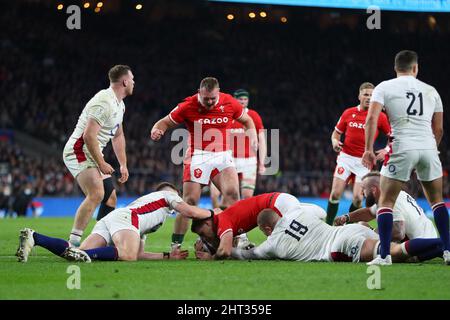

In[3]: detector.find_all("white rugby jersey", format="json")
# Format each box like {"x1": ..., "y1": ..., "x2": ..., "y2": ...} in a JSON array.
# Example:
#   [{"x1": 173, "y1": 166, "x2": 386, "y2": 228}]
[
  {"x1": 369, "y1": 191, "x2": 437, "y2": 239},
  {"x1": 371, "y1": 75, "x2": 443, "y2": 152},
  {"x1": 233, "y1": 203, "x2": 340, "y2": 262},
  {"x1": 126, "y1": 191, "x2": 182, "y2": 236},
  {"x1": 64, "y1": 87, "x2": 125, "y2": 158}
]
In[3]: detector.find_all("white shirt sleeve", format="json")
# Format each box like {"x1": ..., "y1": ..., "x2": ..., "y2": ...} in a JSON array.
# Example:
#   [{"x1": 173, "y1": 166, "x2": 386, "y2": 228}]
[
  {"x1": 370, "y1": 82, "x2": 385, "y2": 105},
  {"x1": 86, "y1": 103, "x2": 111, "y2": 127},
  {"x1": 231, "y1": 240, "x2": 274, "y2": 260},
  {"x1": 164, "y1": 192, "x2": 183, "y2": 211}
]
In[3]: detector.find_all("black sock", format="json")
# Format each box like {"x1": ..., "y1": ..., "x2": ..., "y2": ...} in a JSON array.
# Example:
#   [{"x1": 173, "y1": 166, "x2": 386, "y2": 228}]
[
  {"x1": 349, "y1": 202, "x2": 360, "y2": 213},
  {"x1": 171, "y1": 233, "x2": 185, "y2": 245},
  {"x1": 96, "y1": 203, "x2": 115, "y2": 221},
  {"x1": 326, "y1": 200, "x2": 339, "y2": 225}
]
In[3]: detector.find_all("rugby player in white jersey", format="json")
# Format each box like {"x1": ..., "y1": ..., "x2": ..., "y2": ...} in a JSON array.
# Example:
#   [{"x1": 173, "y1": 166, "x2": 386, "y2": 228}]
[
  {"x1": 63, "y1": 65, "x2": 134, "y2": 247},
  {"x1": 362, "y1": 50, "x2": 450, "y2": 265},
  {"x1": 230, "y1": 193, "x2": 445, "y2": 264},
  {"x1": 334, "y1": 171, "x2": 438, "y2": 241},
  {"x1": 16, "y1": 183, "x2": 193, "y2": 262}
]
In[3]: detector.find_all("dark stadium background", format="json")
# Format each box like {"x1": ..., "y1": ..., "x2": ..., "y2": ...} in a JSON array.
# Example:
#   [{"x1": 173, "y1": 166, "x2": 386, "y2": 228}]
[{"x1": 0, "y1": 0, "x2": 449, "y2": 217}]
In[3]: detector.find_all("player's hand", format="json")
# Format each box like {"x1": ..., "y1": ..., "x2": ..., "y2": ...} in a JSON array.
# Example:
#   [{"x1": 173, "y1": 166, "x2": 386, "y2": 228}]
[
  {"x1": 194, "y1": 238, "x2": 205, "y2": 252},
  {"x1": 169, "y1": 248, "x2": 189, "y2": 260},
  {"x1": 213, "y1": 208, "x2": 223, "y2": 214},
  {"x1": 375, "y1": 148, "x2": 387, "y2": 162},
  {"x1": 195, "y1": 250, "x2": 213, "y2": 260},
  {"x1": 98, "y1": 161, "x2": 115, "y2": 175},
  {"x1": 334, "y1": 216, "x2": 347, "y2": 226},
  {"x1": 258, "y1": 163, "x2": 266, "y2": 175},
  {"x1": 361, "y1": 151, "x2": 376, "y2": 170},
  {"x1": 332, "y1": 139, "x2": 343, "y2": 153},
  {"x1": 150, "y1": 128, "x2": 164, "y2": 141},
  {"x1": 118, "y1": 165, "x2": 129, "y2": 184}
]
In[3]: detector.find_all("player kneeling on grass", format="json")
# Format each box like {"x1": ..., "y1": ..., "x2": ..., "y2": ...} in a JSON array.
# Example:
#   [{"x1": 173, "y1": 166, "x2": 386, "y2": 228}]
[
  {"x1": 16, "y1": 182, "x2": 197, "y2": 263},
  {"x1": 334, "y1": 171, "x2": 438, "y2": 242}
]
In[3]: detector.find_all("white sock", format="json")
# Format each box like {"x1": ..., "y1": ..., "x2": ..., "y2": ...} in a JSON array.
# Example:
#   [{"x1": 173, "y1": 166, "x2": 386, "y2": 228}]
[{"x1": 69, "y1": 229, "x2": 83, "y2": 243}]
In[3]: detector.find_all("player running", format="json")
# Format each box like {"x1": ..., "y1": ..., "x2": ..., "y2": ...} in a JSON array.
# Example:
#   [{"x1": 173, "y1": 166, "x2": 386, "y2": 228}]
[
  {"x1": 333, "y1": 171, "x2": 438, "y2": 242},
  {"x1": 231, "y1": 200, "x2": 445, "y2": 264},
  {"x1": 362, "y1": 50, "x2": 450, "y2": 265},
  {"x1": 63, "y1": 65, "x2": 134, "y2": 247},
  {"x1": 210, "y1": 89, "x2": 266, "y2": 249},
  {"x1": 326, "y1": 82, "x2": 391, "y2": 225},
  {"x1": 16, "y1": 183, "x2": 193, "y2": 262},
  {"x1": 150, "y1": 77, "x2": 257, "y2": 249}
]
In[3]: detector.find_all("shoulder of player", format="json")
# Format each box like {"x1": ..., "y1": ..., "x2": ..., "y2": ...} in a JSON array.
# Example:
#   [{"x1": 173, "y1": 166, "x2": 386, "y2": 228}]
[
  {"x1": 87, "y1": 88, "x2": 115, "y2": 108},
  {"x1": 177, "y1": 94, "x2": 198, "y2": 108},
  {"x1": 340, "y1": 106, "x2": 357, "y2": 117},
  {"x1": 416, "y1": 79, "x2": 438, "y2": 94}
]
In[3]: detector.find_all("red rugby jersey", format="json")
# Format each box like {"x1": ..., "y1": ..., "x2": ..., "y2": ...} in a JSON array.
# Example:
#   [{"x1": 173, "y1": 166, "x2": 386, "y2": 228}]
[
  {"x1": 169, "y1": 93, "x2": 244, "y2": 152},
  {"x1": 214, "y1": 192, "x2": 282, "y2": 239},
  {"x1": 335, "y1": 105, "x2": 390, "y2": 158}
]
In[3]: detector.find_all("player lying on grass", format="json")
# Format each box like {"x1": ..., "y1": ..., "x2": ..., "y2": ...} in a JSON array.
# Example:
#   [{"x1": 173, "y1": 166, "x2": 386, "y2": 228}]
[
  {"x1": 188, "y1": 192, "x2": 446, "y2": 263},
  {"x1": 16, "y1": 182, "x2": 204, "y2": 263},
  {"x1": 231, "y1": 206, "x2": 446, "y2": 263},
  {"x1": 333, "y1": 171, "x2": 438, "y2": 242},
  {"x1": 184, "y1": 192, "x2": 325, "y2": 260}
]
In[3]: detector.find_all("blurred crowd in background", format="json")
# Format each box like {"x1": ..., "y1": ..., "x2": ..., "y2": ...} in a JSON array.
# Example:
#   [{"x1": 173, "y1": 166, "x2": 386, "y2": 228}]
[{"x1": 1, "y1": 1, "x2": 449, "y2": 212}]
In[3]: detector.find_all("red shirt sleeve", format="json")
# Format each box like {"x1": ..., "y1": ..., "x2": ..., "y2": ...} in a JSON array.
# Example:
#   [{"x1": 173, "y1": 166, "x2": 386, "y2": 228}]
[
  {"x1": 216, "y1": 215, "x2": 233, "y2": 239},
  {"x1": 249, "y1": 110, "x2": 264, "y2": 131},
  {"x1": 169, "y1": 99, "x2": 189, "y2": 124},
  {"x1": 335, "y1": 110, "x2": 348, "y2": 134},
  {"x1": 230, "y1": 97, "x2": 245, "y2": 120},
  {"x1": 378, "y1": 112, "x2": 391, "y2": 136}
]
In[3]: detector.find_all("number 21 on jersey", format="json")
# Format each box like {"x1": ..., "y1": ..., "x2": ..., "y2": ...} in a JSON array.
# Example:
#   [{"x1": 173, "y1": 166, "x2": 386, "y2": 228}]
[{"x1": 406, "y1": 91, "x2": 423, "y2": 116}]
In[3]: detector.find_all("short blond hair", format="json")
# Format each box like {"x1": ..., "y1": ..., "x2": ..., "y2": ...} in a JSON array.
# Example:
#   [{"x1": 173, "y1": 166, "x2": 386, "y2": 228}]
[
  {"x1": 359, "y1": 82, "x2": 374, "y2": 92},
  {"x1": 200, "y1": 77, "x2": 219, "y2": 91}
]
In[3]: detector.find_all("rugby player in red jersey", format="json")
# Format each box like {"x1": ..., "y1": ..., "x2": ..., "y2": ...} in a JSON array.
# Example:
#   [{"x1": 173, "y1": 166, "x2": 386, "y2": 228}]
[
  {"x1": 325, "y1": 82, "x2": 391, "y2": 225},
  {"x1": 210, "y1": 88, "x2": 266, "y2": 249},
  {"x1": 150, "y1": 77, "x2": 257, "y2": 248}
]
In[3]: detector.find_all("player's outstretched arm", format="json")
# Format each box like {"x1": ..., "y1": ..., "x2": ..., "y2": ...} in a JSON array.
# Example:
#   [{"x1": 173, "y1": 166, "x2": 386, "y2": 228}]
[
  {"x1": 172, "y1": 201, "x2": 212, "y2": 219},
  {"x1": 137, "y1": 239, "x2": 189, "y2": 260},
  {"x1": 150, "y1": 116, "x2": 178, "y2": 141},
  {"x1": 231, "y1": 241, "x2": 273, "y2": 260},
  {"x1": 334, "y1": 207, "x2": 375, "y2": 226}
]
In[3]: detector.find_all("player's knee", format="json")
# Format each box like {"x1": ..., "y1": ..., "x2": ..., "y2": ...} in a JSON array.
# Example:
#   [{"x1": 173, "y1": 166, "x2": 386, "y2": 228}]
[
  {"x1": 88, "y1": 190, "x2": 104, "y2": 204},
  {"x1": 222, "y1": 188, "x2": 239, "y2": 202}
]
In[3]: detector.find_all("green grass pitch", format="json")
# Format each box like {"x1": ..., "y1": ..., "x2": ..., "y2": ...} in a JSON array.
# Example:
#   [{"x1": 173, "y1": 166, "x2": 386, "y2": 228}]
[{"x1": 0, "y1": 217, "x2": 449, "y2": 300}]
